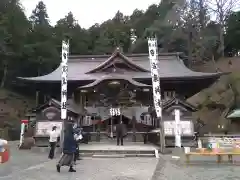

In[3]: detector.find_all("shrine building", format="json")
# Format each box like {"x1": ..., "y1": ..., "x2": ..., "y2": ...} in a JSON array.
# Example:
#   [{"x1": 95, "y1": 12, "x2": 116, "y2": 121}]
[{"x1": 19, "y1": 48, "x2": 225, "y2": 146}]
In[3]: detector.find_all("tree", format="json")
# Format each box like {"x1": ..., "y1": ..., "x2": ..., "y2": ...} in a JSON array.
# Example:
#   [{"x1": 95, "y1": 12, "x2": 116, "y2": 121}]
[
  {"x1": 27, "y1": 1, "x2": 58, "y2": 76},
  {"x1": 206, "y1": 0, "x2": 240, "y2": 57},
  {"x1": 225, "y1": 10, "x2": 240, "y2": 56},
  {"x1": 131, "y1": 2, "x2": 177, "y2": 53},
  {"x1": 169, "y1": 0, "x2": 222, "y2": 67},
  {"x1": 30, "y1": 1, "x2": 49, "y2": 26},
  {"x1": 54, "y1": 12, "x2": 90, "y2": 55},
  {"x1": 90, "y1": 11, "x2": 131, "y2": 54},
  {"x1": 0, "y1": 0, "x2": 30, "y2": 87}
]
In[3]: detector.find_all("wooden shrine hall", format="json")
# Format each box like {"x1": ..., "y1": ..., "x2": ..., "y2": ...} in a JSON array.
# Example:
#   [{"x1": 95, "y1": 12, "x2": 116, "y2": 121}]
[{"x1": 19, "y1": 48, "x2": 224, "y2": 146}]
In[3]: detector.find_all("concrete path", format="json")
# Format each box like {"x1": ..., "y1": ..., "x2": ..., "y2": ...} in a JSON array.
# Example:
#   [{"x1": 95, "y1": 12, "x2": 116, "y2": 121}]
[
  {"x1": 152, "y1": 148, "x2": 240, "y2": 180},
  {"x1": 2, "y1": 142, "x2": 240, "y2": 180},
  {"x1": 0, "y1": 142, "x2": 158, "y2": 180},
  {"x1": 1, "y1": 157, "x2": 158, "y2": 180}
]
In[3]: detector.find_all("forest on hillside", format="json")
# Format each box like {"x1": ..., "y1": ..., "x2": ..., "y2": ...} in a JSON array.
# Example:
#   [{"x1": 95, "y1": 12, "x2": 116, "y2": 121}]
[{"x1": 0, "y1": 0, "x2": 240, "y2": 89}]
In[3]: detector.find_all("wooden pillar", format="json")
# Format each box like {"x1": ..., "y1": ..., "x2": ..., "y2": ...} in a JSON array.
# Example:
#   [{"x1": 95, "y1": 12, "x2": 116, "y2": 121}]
[
  {"x1": 35, "y1": 91, "x2": 39, "y2": 106},
  {"x1": 132, "y1": 116, "x2": 136, "y2": 142},
  {"x1": 44, "y1": 95, "x2": 47, "y2": 102},
  {"x1": 79, "y1": 92, "x2": 84, "y2": 126}
]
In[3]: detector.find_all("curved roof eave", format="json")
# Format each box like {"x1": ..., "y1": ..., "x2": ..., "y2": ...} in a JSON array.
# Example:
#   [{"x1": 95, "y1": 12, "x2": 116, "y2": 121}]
[
  {"x1": 78, "y1": 76, "x2": 150, "y2": 89},
  {"x1": 17, "y1": 66, "x2": 62, "y2": 82},
  {"x1": 17, "y1": 71, "x2": 227, "y2": 82}
]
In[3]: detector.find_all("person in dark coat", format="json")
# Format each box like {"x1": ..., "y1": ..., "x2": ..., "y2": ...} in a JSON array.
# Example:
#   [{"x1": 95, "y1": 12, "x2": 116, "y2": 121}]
[
  {"x1": 56, "y1": 122, "x2": 76, "y2": 173},
  {"x1": 73, "y1": 126, "x2": 82, "y2": 162},
  {"x1": 116, "y1": 120, "x2": 125, "y2": 146}
]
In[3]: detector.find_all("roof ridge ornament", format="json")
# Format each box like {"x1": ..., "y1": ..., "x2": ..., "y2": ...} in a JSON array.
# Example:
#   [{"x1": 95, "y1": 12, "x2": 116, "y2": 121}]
[{"x1": 115, "y1": 47, "x2": 123, "y2": 53}]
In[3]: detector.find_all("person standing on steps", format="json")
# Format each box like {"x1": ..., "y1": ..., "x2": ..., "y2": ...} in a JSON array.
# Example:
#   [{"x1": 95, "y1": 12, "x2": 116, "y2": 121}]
[
  {"x1": 56, "y1": 122, "x2": 76, "y2": 173},
  {"x1": 48, "y1": 126, "x2": 59, "y2": 159},
  {"x1": 116, "y1": 120, "x2": 125, "y2": 146}
]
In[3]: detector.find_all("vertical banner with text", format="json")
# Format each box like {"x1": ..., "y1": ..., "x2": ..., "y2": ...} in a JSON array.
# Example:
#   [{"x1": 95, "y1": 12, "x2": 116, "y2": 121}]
[
  {"x1": 61, "y1": 40, "x2": 69, "y2": 120},
  {"x1": 147, "y1": 38, "x2": 162, "y2": 118},
  {"x1": 148, "y1": 38, "x2": 165, "y2": 151},
  {"x1": 60, "y1": 40, "x2": 69, "y2": 152}
]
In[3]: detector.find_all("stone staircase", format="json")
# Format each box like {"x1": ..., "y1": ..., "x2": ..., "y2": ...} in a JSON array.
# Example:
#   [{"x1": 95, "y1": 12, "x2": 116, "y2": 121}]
[
  {"x1": 78, "y1": 142, "x2": 157, "y2": 158},
  {"x1": 31, "y1": 142, "x2": 158, "y2": 158}
]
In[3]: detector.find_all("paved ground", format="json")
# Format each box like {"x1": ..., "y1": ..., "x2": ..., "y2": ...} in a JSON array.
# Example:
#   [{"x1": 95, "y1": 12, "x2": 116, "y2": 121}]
[
  {"x1": 152, "y1": 149, "x2": 240, "y2": 180},
  {"x1": 2, "y1": 143, "x2": 240, "y2": 180},
  {"x1": 0, "y1": 142, "x2": 158, "y2": 180}
]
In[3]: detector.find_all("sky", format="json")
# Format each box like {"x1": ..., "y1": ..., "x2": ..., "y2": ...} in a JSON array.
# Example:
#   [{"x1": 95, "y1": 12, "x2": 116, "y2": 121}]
[{"x1": 20, "y1": 0, "x2": 161, "y2": 29}]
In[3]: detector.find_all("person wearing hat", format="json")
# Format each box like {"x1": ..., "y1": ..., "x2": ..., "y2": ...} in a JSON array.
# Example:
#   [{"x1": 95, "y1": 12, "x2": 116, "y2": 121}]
[{"x1": 48, "y1": 126, "x2": 59, "y2": 159}]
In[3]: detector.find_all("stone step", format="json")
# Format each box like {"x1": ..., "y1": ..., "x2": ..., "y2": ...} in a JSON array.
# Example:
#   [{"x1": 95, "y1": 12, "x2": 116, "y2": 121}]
[
  {"x1": 79, "y1": 153, "x2": 155, "y2": 158},
  {"x1": 79, "y1": 149, "x2": 155, "y2": 154}
]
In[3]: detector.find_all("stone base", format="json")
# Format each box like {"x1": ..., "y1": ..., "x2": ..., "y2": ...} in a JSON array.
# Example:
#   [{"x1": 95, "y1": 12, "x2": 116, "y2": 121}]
[{"x1": 19, "y1": 137, "x2": 35, "y2": 150}]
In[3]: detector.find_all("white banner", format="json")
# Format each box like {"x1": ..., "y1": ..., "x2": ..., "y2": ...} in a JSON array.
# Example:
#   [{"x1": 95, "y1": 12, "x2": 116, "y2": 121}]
[
  {"x1": 110, "y1": 108, "x2": 121, "y2": 116},
  {"x1": 147, "y1": 38, "x2": 162, "y2": 118},
  {"x1": 174, "y1": 109, "x2": 181, "y2": 147},
  {"x1": 19, "y1": 123, "x2": 25, "y2": 146},
  {"x1": 61, "y1": 40, "x2": 69, "y2": 120}
]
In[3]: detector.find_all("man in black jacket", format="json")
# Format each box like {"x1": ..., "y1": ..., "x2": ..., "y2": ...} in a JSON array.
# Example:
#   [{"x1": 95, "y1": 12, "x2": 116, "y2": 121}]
[
  {"x1": 116, "y1": 120, "x2": 125, "y2": 146},
  {"x1": 73, "y1": 126, "x2": 82, "y2": 163}
]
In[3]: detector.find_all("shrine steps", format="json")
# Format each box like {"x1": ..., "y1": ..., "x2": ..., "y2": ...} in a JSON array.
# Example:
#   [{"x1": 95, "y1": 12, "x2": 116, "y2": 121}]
[
  {"x1": 31, "y1": 142, "x2": 160, "y2": 158},
  {"x1": 78, "y1": 142, "x2": 157, "y2": 158}
]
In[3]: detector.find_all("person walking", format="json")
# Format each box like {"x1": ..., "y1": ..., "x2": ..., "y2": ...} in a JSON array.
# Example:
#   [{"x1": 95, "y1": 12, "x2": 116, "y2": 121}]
[
  {"x1": 116, "y1": 120, "x2": 125, "y2": 146},
  {"x1": 56, "y1": 122, "x2": 76, "y2": 173},
  {"x1": 48, "y1": 126, "x2": 59, "y2": 159}
]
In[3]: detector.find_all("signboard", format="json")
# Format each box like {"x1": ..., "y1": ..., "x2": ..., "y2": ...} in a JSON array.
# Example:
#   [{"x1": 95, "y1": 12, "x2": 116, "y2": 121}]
[
  {"x1": 208, "y1": 137, "x2": 240, "y2": 149},
  {"x1": 35, "y1": 121, "x2": 62, "y2": 136},
  {"x1": 164, "y1": 120, "x2": 193, "y2": 136}
]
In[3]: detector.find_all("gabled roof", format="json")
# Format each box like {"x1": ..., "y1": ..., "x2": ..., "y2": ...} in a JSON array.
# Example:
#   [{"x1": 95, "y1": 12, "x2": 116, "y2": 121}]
[
  {"x1": 163, "y1": 97, "x2": 197, "y2": 112},
  {"x1": 149, "y1": 97, "x2": 197, "y2": 114},
  {"x1": 17, "y1": 51, "x2": 226, "y2": 82},
  {"x1": 33, "y1": 98, "x2": 82, "y2": 115},
  {"x1": 86, "y1": 48, "x2": 149, "y2": 73}
]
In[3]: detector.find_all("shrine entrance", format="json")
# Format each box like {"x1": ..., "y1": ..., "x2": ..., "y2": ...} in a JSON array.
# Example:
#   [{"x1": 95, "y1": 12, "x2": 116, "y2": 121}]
[
  {"x1": 77, "y1": 77, "x2": 154, "y2": 143},
  {"x1": 103, "y1": 115, "x2": 131, "y2": 138}
]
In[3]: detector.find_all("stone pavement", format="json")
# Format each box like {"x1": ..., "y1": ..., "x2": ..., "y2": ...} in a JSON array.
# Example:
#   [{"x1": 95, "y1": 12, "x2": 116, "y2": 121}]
[
  {"x1": 1, "y1": 157, "x2": 158, "y2": 180},
  {"x1": 2, "y1": 142, "x2": 240, "y2": 180},
  {"x1": 152, "y1": 149, "x2": 240, "y2": 180},
  {"x1": 0, "y1": 142, "x2": 158, "y2": 180},
  {"x1": 0, "y1": 141, "x2": 52, "y2": 177}
]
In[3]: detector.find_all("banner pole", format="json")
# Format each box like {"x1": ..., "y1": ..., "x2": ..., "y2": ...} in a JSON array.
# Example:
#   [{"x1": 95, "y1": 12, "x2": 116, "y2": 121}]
[
  {"x1": 60, "y1": 39, "x2": 69, "y2": 152},
  {"x1": 147, "y1": 37, "x2": 165, "y2": 153}
]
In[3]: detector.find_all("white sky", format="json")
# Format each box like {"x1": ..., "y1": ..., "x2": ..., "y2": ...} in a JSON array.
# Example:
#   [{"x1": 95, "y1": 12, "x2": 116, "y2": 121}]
[{"x1": 20, "y1": 0, "x2": 161, "y2": 29}]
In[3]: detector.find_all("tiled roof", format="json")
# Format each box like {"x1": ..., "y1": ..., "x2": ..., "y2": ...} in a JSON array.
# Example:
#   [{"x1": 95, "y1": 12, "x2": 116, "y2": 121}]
[
  {"x1": 18, "y1": 52, "x2": 225, "y2": 82},
  {"x1": 33, "y1": 98, "x2": 83, "y2": 114}
]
